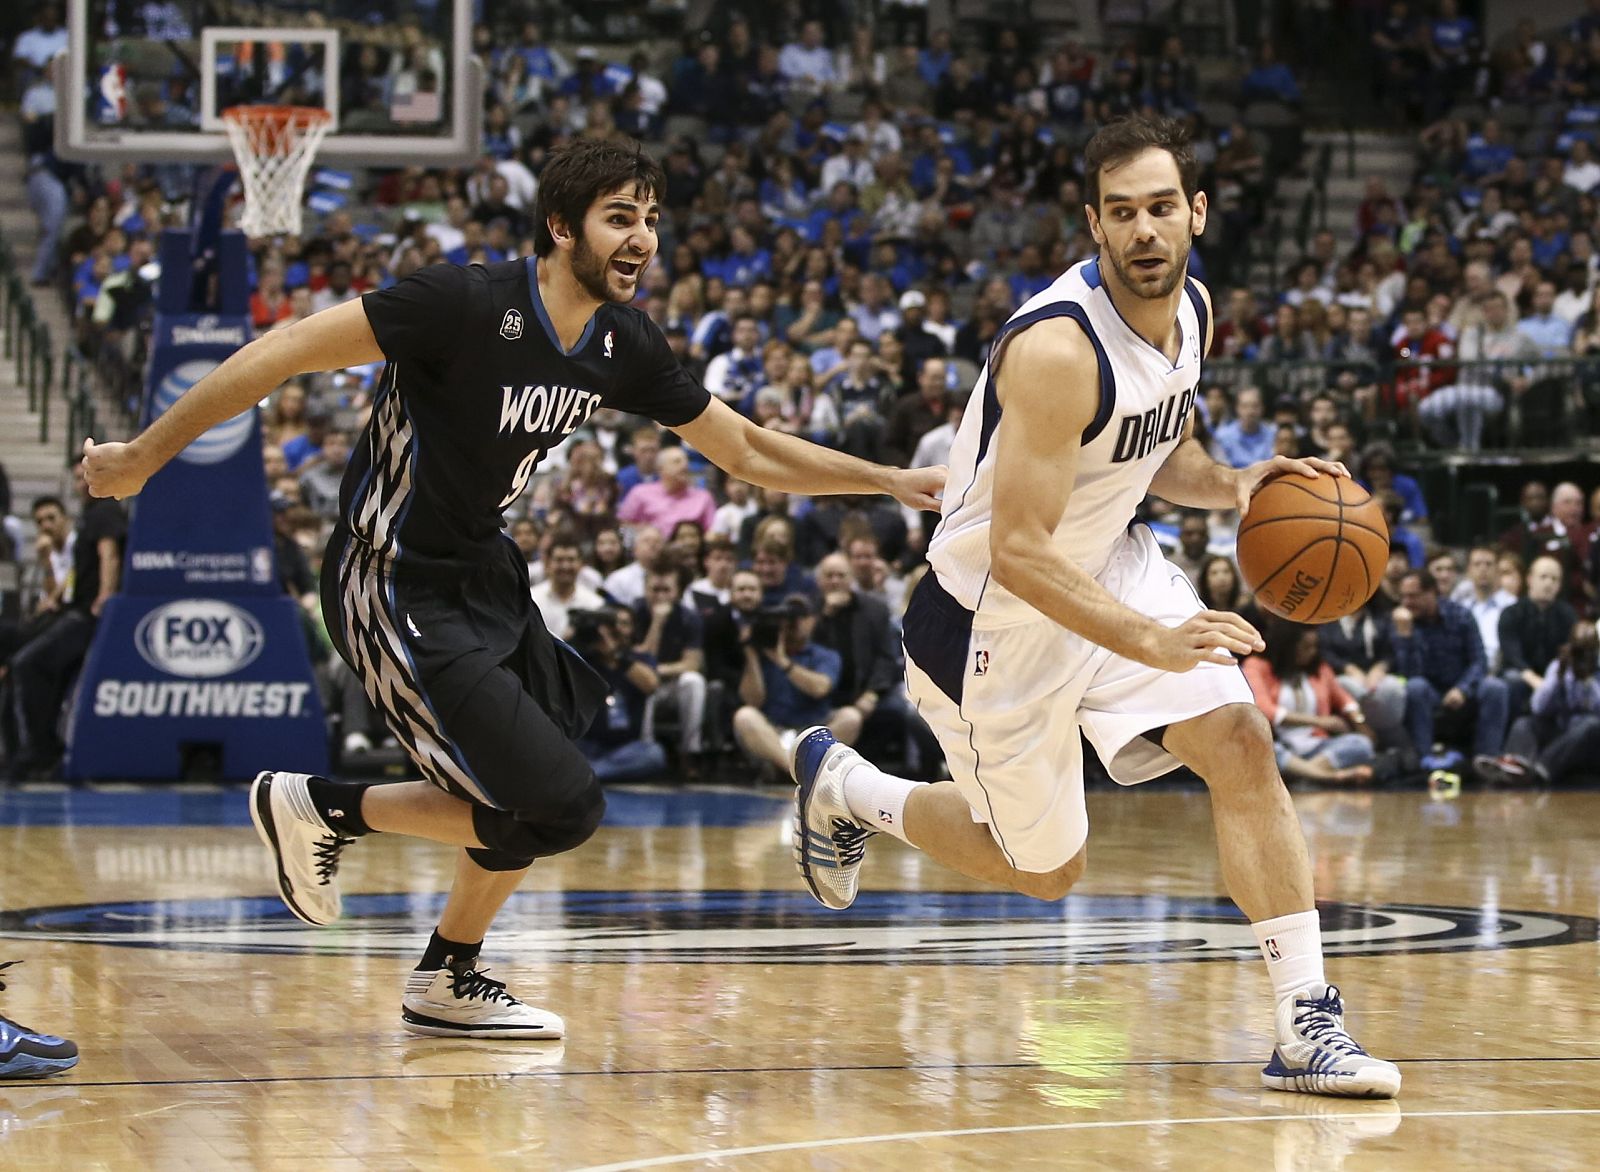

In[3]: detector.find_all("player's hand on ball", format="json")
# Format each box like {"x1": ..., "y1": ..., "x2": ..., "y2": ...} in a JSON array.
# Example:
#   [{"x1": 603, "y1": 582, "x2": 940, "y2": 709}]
[
  {"x1": 1235, "y1": 455, "x2": 1351, "y2": 518},
  {"x1": 82, "y1": 437, "x2": 151, "y2": 501},
  {"x1": 891, "y1": 465, "x2": 946, "y2": 512},
  {"x1": 1147, "y1": 610, "x2": 1264, "y2": 672}
]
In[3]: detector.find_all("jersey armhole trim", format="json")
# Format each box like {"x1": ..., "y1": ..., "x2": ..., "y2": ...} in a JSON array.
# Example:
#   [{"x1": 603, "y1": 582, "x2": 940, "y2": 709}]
[
  {"x1": 982, "y1": 303, "x2": 1116, "y2": 457},
  {"x1": 1184, "y1": 278, "x2": 1210, "y2": 357}
]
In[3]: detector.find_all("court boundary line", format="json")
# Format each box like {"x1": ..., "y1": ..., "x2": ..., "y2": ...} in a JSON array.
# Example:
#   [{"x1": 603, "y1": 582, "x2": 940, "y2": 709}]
[
  {"x1": 568, "y1": 1107, "x2": 1600, "y2": 1171},
  {"x1": 13, "y1": 1054, "x2": 1600, "y2": 1093}
]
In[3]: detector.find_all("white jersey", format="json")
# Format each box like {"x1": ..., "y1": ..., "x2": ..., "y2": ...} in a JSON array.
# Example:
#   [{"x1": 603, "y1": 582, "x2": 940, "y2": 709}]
[{"x1": 928, "y1": 257, "x2": 1207, "y2": 625}]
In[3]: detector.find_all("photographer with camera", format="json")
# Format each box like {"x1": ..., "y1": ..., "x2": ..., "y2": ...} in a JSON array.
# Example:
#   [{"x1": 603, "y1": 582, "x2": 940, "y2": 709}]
[
  {"x1": 732, "y1": 593, "x2": 842, "y2": 775},
  {"x1": 571, "y1": 606, "x2": 668, "y2": 784}
]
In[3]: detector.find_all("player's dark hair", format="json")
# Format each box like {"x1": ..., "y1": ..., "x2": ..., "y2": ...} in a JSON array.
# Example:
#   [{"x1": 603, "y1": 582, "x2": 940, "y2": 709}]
[
  {"x1": 533, "y1": 138, "x2": 667, "y2": 257},
  {"x1": 1082, "y1": 114, "x2": 1199, "y2": 212}
]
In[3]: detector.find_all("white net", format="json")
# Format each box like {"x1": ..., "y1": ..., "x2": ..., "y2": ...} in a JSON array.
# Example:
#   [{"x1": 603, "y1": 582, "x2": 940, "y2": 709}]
[{"x1": 220, "y1": 106, "x2": 333, "y2": 237}]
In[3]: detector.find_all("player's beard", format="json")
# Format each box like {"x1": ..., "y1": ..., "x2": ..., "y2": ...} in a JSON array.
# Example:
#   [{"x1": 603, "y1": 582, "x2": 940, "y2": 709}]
[
  {"x1": 1105, "y1": 230, "x2": 1192, "y2": 300},
  {"x1": 571, "y1": 233, "x2": 642, "y2": 304}
]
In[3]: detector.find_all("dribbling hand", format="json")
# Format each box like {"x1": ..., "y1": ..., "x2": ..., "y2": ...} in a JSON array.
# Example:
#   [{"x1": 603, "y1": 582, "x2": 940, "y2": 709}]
[
  {"x1": 81, "y1": 437, "x2": 151, "y2": 501},
  {"x1": 1235, "y1": 455, "x2": 1350, "y2": 518},
  {"x1": 1143, "y1": 609, "x2": 1264, "y2": 672}
]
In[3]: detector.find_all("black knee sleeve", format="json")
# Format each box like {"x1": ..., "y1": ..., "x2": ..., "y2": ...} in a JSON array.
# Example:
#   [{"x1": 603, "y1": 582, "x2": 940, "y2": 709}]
[
  {"x1": 464, "y1": 845, "x2": 537, "y2": 872},
  {"x1": 469, "y1": 781, "x2": 607, "y2": 865}
]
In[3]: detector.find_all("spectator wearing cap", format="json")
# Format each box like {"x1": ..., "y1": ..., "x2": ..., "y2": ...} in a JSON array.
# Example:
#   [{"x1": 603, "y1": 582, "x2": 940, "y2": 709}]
[
  {"x1": 778, "y1": 20, "x2": 839, "y2": 94},
  {"x1": 895, "y1": 289, "x2": 947, "y2": 384}
]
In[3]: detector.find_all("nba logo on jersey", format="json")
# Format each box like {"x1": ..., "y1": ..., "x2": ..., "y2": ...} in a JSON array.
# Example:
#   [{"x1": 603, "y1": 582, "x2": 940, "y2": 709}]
[
  {"x1": 974, "y1": 650, "x2": 990, "y2": 676},
  {"x1": 499, "y1": 309, "x2": 523, "y2": 341},
  {"x1": 97, "y1": 64, "x2": 128, "y2": 124},
  {"x1": 603, "y1": 330, "x2": 614, "y2": 358}
]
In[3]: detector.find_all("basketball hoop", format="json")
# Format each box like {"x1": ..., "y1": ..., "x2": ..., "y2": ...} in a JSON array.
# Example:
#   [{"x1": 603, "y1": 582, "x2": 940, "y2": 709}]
[{"x1": 220, "y1": 105, "x2": 332, "y2": 237}]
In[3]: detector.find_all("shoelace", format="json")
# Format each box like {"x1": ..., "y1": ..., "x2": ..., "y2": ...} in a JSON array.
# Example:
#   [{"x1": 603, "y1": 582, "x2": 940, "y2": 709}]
[
  {"x1": 313, "y1": 833, "x2": 354, "y2": 885},
  {"x1": 1293, "y1": 985, "x2": 1365, "y2": 1056},
  {"x1": 449, "y1": 966, "x2": 520, "y2": 1006},
  {"x1": 830, "y1": 818, "x2": 874, "y2": 865},
  {"x1": 0, "y1": 960, "x2": 17, "y2": 993}
]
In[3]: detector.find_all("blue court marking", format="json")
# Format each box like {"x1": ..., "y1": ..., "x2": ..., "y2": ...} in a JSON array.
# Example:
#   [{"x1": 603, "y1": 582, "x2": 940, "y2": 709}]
[{"x1": 0, "y1": 785, "x2": 788, "y2": 829}]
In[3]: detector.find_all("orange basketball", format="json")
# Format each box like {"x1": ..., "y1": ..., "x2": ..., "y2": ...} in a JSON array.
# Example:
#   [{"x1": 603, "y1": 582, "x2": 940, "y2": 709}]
[{"x1": 1235, "y1": 472, "x2": 1389, "y2": 624}]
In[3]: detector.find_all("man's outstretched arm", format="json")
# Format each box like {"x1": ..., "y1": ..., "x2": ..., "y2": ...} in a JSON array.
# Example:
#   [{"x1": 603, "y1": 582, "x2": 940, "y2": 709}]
[
  {"x1": 672, "y1": 395, "x2": 946, "y2": 514},
  {"x1": 82, "y1": 299, "x2": 384, "y2": 500}
]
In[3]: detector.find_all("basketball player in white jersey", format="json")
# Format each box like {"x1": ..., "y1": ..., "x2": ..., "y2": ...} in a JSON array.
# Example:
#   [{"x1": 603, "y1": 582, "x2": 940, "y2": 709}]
[{"x1": 792, "y1": 115, "x2": 1400, "y2": 1098}]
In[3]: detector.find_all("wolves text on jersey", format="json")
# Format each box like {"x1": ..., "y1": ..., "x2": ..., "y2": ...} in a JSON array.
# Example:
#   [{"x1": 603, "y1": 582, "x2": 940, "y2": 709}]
[
  {"x1": 497, "y1": 384, "x2": 603, "y2": 507},
  {"x1": 1109, "y1": 385, "x2": 1197, "y2": 464}
]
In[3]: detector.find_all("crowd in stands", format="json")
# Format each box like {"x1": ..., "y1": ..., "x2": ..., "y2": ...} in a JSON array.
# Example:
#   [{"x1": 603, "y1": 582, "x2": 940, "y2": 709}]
[{"x1": 3, "y1": 3, "x2": 1600, "y2": 785}]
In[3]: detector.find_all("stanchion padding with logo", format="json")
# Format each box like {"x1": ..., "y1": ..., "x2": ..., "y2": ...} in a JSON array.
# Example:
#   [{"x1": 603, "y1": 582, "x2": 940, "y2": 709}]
[{"x1": 66, "y1": 226, "x2": 328, "y2": 779}]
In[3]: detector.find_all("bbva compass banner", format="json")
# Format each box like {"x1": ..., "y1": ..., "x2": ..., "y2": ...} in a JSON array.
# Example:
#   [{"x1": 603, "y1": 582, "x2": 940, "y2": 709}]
[{"x1": 66, "y1": 307, "x2": 327, "y2": 780}]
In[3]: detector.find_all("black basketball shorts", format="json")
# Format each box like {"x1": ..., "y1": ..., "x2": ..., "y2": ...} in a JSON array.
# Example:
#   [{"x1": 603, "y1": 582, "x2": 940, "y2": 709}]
[{"x1": 321, "y1": 528, "x2": 608, "y2": 811}]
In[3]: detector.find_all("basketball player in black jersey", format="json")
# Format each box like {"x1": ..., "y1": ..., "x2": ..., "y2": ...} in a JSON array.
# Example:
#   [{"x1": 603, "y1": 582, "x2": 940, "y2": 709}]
[{"x1": 83, "y1": 139, "x2": 945, "y2": 1038}]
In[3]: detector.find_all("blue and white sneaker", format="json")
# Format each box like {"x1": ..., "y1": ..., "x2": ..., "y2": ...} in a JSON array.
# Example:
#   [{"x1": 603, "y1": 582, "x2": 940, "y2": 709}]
[
  {"x1": 0, "y1": 963, "x2": 78, "y2": 1080},
  {"x1": 791, "y1": 726, "x2": 875, "y2": 911},
  {"x1": 1262, "y1": 983, "x2": 1401, "y2": 1098}
]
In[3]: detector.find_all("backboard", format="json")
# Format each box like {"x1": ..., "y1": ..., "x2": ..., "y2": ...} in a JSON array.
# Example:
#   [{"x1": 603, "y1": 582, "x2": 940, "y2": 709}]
[{"x1": 56, "y1": 0, "x2": 482, "y2": 166}]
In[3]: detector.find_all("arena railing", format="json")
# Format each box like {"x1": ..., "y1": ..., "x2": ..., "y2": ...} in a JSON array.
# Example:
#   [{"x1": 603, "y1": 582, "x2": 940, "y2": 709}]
[
  {"x1": 0, "y1": 225, "x2": 56, "y2": 444},
  {"x1": 1203, "y1": 355, "x2": 1600, "y2": 453}
]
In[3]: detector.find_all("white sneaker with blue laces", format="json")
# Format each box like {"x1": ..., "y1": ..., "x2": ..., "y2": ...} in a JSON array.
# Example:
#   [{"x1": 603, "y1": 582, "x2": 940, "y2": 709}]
[
  {"x1": 791, "y1": 725, "x2": 875, "y2": 910},
  {"x1": 1261, "y1": 983, "x2": 1401, "y2": 1098}
]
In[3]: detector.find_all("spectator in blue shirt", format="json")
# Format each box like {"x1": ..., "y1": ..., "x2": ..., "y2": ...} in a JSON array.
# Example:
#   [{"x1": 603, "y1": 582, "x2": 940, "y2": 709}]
[
  {"x1": 732, "y1": 593, "x2": 842, "y2": 773},
  {"x1": 1359, "y1": 442, "x2": 1428, "y2": 525},
  {"x1": 918, "y1": 28, "x2": 954, "y2": 87},
  {"x1": 1213, "y1": 386, "x2": 1277, "y2": 468},
  {"x1": 1517, "y1": 279, "x2": 1576, "y2": 355},
  {"x1": 1239, "y1": 41, "x2": 1302, "y2": 105},
  {"x1": 1464, "y1": 120, "x2": 1515, "y2": 181},
  {"x1": 1430, "y1": 0, "x2": 1476, "y2": 62},
  {"x1": 1390, "y1": 571, "x2": 1510, "y2": 762}
]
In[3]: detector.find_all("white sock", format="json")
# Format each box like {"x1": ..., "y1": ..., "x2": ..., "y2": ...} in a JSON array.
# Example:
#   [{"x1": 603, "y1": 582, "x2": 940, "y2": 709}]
[
  {"x1": 1251, "y1": 909, "x2": 1326, "y2": 1004},
  {"x1": 840, "y1": 760, "x2": 917, "y2": 842}
]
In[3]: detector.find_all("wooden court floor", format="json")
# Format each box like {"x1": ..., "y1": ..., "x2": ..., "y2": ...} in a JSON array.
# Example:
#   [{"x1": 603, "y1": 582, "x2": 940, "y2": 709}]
[{"x1": 0, "y1": 783, "x2": 1597, "y2": 1170}]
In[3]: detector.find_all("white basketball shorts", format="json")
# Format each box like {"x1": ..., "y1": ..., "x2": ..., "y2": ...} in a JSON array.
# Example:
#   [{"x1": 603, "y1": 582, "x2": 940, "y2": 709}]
[{"x1": 903, "y1": 525, "x2": 1253, "y2": 873}]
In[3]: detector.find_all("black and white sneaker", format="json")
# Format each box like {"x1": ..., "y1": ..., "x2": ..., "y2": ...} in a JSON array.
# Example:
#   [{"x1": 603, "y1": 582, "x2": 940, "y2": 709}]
[
  {"x1": 402, "y1": 963, "x2": 565, "y2": 1039},
  {"x1": 249, "y1": 771, "x2": 352, "y2": 927}
]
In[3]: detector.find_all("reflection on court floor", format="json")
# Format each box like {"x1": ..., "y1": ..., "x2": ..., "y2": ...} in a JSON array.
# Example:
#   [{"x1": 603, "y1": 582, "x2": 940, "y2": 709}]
[{"x1": 1, "y1": 784, "x2": 1598, "y2": 1168}]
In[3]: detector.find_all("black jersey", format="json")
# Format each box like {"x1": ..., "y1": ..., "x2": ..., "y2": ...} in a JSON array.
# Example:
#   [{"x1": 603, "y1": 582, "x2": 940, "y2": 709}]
[{"x1": 345, "y1": 258, "x2": 711, "y2": 568}]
